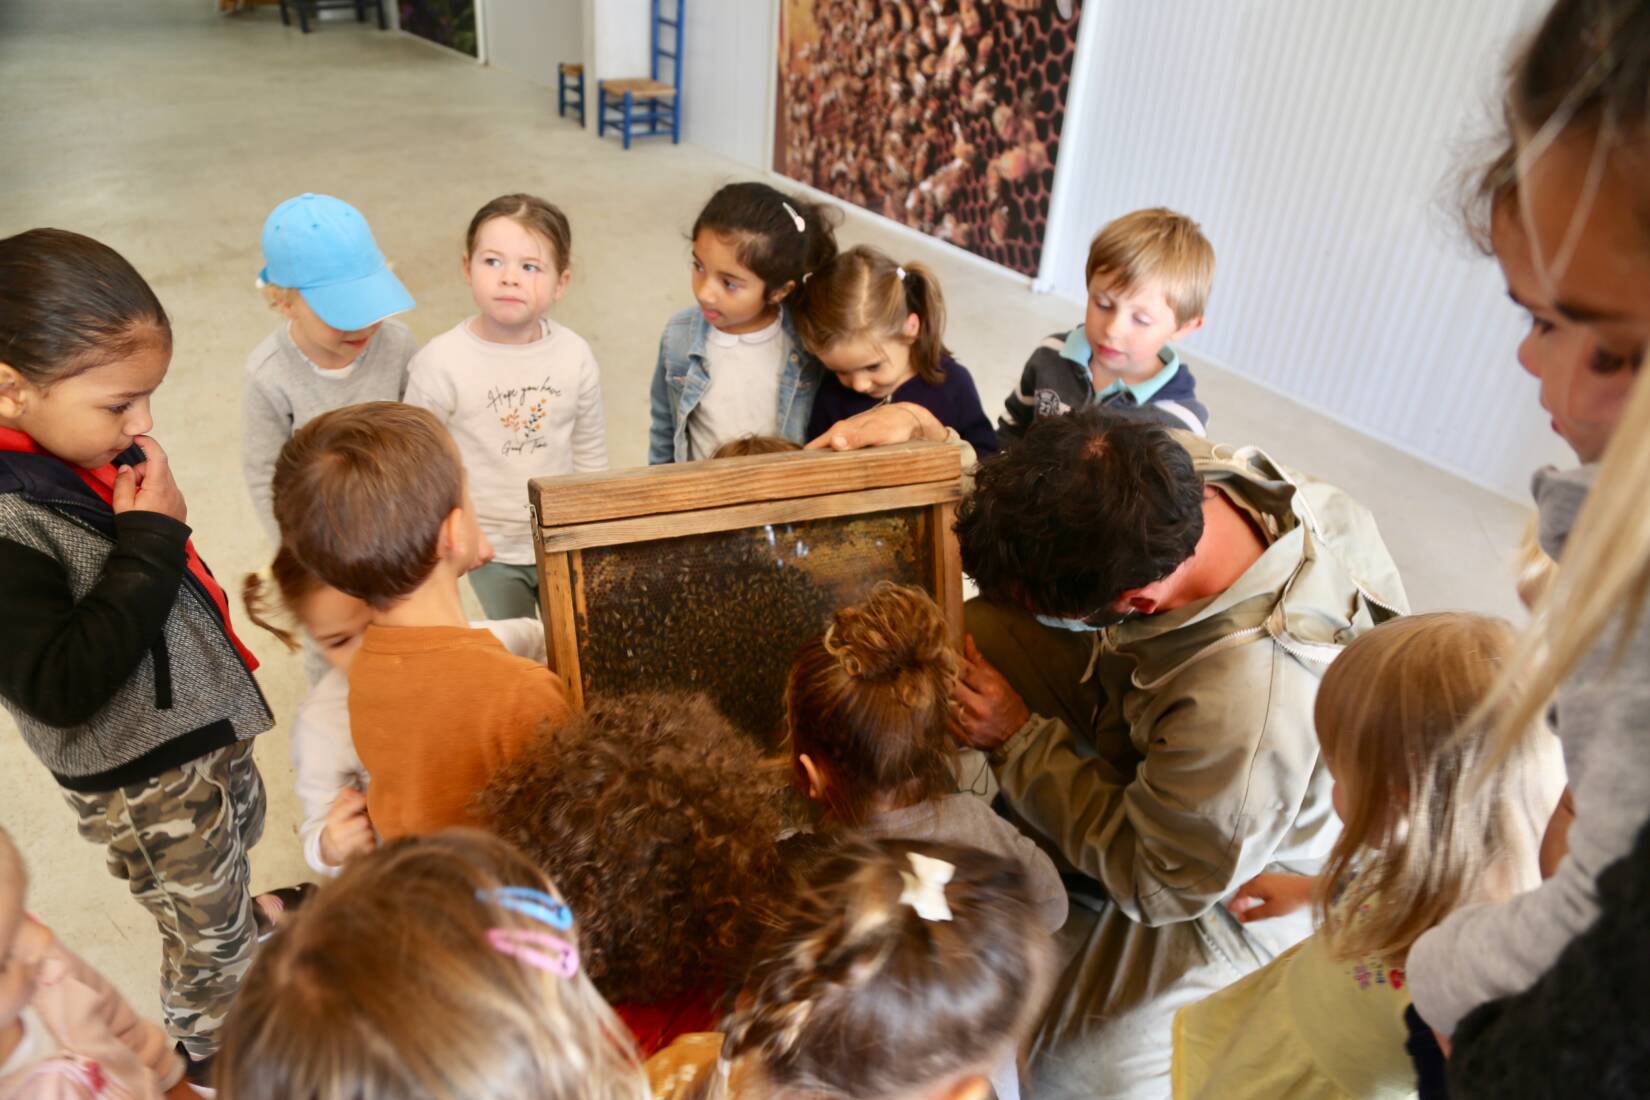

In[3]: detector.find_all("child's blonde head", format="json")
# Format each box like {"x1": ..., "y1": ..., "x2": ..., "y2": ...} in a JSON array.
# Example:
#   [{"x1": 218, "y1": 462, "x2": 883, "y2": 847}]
[
  {"x1": 259, "y1": 283, "x2": 300, "y2": 313},
  {"x1": 794, "y1": 246, "x2": 951, "y2": 385},
  {"x1": 1084, "y1": 208, "x2": 1214, "y2": 326},
  {"x1": 709, "y1": 838, "x2": 1052, "y2": 1100},
  {"x1": 1313, "y1": 613, "x2": 1541, "y2": 963},
  {"x1": 785, "y1": 583, "x2": 957, "y2": 826},
  {"x1": 216, "y1": 829, "x2": 647, "y2": 1100},
  {"x1": 465, "y1": 193, "x2": 573, "y2": 272}
]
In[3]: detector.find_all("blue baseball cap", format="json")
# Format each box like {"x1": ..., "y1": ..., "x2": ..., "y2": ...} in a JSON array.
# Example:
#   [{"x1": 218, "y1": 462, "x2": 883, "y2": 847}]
[{"x1": 259, "y1": 193, "x2": 414, "y2": 331}]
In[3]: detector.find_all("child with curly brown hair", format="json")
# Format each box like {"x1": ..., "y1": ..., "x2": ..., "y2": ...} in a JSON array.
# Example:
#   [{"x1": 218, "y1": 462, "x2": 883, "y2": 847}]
[
  {"x1": 786, "y1": 583, "x2": 1067, "y2": 933},
  {"x1": 478, "y1": 692, "x2": 792, "y2": 1057},
  {"x1": 645, "y1": 838, "x2": 1054, "y2": 1100}
]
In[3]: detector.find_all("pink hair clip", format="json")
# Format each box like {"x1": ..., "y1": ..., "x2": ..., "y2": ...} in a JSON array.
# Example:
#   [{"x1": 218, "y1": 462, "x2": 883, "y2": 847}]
[{"x1": 487, "y1": 928, "x2": 580, "y2": 978}]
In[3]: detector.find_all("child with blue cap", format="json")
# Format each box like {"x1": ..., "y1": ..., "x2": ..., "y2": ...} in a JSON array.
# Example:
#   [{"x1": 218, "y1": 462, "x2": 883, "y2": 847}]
[{"x1": 240, "y1": 193, "x2": 419, "y2": 543}]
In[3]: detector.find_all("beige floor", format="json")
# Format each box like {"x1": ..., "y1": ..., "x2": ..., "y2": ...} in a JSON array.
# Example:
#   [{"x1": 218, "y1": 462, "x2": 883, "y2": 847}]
[{"x1": 0, "y1": 0, "x2": 1536, "y2": 1015}]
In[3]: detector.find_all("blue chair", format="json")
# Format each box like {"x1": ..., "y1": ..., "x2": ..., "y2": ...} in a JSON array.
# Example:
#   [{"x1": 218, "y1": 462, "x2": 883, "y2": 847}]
[
  {"x1": 558, "y1": 63, "x2": 586, "y2": 127},
  {"x1": 597, "y1": 0, "x2": 685, "y2": 149}
]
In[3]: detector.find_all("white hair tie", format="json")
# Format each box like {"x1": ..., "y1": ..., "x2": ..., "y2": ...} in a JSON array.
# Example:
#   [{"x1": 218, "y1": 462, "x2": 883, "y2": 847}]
[
  {"x1": 896, "y1": 266, "x2": 908, "y2": 282},
  {"x1": 781, "y1": 201, "x2": 806, "y2": 233},
  {"x1": 898, "y1": 852, "x2": 954, "y2": 922}
]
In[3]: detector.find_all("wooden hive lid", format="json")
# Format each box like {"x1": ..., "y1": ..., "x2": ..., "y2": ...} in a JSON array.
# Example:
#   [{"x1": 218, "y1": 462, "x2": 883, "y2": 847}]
[{"x1": 531, "y1": 441, "x2": 962, "y2": 530}]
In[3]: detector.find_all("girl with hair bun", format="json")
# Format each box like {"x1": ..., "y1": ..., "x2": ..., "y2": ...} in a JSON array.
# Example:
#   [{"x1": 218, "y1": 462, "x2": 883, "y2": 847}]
[
  {"x1": 785, "y1": 583, "x2": 1066, "y2": 933},
  {"x1": 646, "y1": 838, "x2": 1054, "y2": 1100}
]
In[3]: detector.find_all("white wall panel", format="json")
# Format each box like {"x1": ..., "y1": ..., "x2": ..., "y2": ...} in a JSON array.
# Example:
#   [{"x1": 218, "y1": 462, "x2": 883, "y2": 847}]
[
  {"x1": 1045, "y1": 0, "x2": 1571, "y2": 497},
  {"x1": 483, "y1": 0, "x2": 582, "y2": 89},
  {"x1": 681, "y1": 0, "x2": 776, "y2": 168}
]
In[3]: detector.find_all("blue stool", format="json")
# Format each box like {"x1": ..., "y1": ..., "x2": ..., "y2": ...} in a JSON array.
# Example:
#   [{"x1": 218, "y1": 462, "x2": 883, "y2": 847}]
[
  {"x1": 597, "y1": 0, "x2": 685, "y2": 149},
  {"x1": 558, "y1": 63, "x2": 586, "y2": 127}
]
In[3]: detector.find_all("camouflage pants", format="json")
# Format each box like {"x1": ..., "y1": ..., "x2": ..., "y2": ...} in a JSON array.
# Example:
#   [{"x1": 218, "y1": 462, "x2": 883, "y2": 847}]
[{"x1": 62, "y1": 741, "x2": 265, "y2": 1060}]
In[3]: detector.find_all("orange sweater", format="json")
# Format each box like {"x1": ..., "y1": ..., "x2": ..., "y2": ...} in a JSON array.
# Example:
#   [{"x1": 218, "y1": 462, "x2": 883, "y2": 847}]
[{"x1": 348, "y1": 624, "x2": 569, "y2": 839}]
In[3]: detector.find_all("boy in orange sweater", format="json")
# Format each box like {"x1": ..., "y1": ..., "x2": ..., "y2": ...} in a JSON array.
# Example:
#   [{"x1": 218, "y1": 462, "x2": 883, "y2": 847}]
[{"x1": 270, "y1": 402, "x2": 568, "y2": 839}]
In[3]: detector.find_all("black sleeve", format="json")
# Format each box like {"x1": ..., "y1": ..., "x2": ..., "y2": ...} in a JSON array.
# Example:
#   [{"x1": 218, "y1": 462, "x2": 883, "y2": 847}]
[
  {"x1": 1403, "y1": 1006, "x2": 1450, "y2": 1100},
  {"x1": 1447, "y1": 817, "x2": 1650, "y2": 1100},
  {"x1": 995, "y1": 353, "x2": 1040, "y2": 443},
  {"x1": 947, "y1": 366, "x2": 999, "y2": 456},
  {"x1": 0, "y1": 511, "x2": 191, "y2": 727}
]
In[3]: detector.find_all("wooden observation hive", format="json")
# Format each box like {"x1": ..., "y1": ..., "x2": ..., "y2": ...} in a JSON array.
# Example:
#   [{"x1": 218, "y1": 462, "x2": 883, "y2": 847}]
[{"x1": 529, "y1": 443, "x2": 964, "y2": 744}]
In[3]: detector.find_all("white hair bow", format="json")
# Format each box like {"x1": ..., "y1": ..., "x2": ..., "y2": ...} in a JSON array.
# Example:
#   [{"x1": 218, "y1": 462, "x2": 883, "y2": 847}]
[{"x1": 898, "y1": 852, "x2": 955, "y2": 922}]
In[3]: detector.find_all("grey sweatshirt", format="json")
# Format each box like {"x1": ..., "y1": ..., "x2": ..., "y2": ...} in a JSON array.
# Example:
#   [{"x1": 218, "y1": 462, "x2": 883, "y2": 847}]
[
  {"x1": 240, "y1": 321, "x2": 418, "y2": 541},
  {"x1": 1409, "y1": 464, "x2": 1650, "y2": 1035},
  {"x1": 864, "y1": 792, "x2": 1069, "y2": 933}
]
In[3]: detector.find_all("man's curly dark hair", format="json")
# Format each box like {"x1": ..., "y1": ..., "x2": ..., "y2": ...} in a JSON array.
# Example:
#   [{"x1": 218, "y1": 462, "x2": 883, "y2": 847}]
[
  {"x1": 956, "y1": 406, "x2": 1206, "y2": 617},
  {"x1": 477, "y1": 692, "x2": 790, "y2": 1006}
]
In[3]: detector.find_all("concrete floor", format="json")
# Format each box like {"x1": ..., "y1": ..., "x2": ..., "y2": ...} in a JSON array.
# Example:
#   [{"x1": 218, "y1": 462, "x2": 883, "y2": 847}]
[{"x1": 0, "y1": 0, "x2": 1536, "y2": 1015}]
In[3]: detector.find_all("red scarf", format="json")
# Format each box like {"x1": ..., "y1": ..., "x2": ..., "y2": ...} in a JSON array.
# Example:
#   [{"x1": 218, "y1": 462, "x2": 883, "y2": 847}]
[{"x1": 0, "y1": 428, "x2": 258, "y2": 671}]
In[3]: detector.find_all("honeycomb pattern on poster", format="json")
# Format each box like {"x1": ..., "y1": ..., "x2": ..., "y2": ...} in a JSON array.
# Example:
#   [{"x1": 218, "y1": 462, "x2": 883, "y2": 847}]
[
  {"x1": 573, "y1": 510, "x2": 934, "y2": 744},
  {"x1": 777, "y1": 0, "x2": 1083, "y2": 276}
]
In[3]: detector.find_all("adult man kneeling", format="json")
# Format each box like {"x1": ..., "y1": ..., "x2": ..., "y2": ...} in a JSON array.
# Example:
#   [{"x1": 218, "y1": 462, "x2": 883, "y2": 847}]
[{"x1": 952, "y1": 407, "x2": 1407, "y2": 1099}]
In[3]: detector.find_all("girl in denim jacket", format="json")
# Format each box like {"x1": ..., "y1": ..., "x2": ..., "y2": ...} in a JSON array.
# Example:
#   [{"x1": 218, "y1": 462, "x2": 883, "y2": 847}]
[{"x1": 648, "y1": 183, "x2": 839, "y2": 463}]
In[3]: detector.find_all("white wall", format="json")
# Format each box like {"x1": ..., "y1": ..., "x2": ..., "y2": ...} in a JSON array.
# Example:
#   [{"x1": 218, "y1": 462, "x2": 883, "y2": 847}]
[
  {"x1": 589, "y1": 0, "x2": 652, "y2": 84},
  {"x1": 681, "y1": 0, "x2": 775, "y2": 167},
  {"x1": 1043, "y1": 0, "x2": 1570, "y2": 497},
  {"x1": 482, "y1": 0, "x2": 583, "y2": 89}
]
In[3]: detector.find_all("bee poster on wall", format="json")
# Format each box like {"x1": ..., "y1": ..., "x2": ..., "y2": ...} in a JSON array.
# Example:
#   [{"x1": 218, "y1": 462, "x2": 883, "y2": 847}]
[{"x1": 775, "y1": 0, "x2": 1084, "y2": 277}]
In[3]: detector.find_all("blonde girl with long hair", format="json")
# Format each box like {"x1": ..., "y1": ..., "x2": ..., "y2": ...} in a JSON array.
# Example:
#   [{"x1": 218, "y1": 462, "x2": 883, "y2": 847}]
[
  {"x1": 214, "y1": 829, "x2": 649, "y2": 1100},
  {"x1": 1404, "y1": 0, "x2": 1650, "y2": 1044},
  {"x1": 1172, "y1": 614, "x2": 1549, "y2": 1100},
  {"x1": 645, "y1": 838, "x2": 1054, "y2": 1100}
]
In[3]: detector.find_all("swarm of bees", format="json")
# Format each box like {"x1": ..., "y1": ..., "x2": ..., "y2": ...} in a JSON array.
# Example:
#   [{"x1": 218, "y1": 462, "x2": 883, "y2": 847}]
[
  {"x1": 779, "y1": 0, "x2": 1083, "y2": 275},
  {"x1": 574, "y1": 512, "x2": 930, "y2": 745}
]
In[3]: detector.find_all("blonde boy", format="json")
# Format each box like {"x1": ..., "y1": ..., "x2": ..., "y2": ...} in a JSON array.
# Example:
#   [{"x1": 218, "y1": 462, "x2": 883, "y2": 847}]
[
  {"x1": 999, "y1": 207, "x2": 1213, "y2": 441},
  {"x1": 242, "y1": 193, "x2": 419, "y2": 541}
]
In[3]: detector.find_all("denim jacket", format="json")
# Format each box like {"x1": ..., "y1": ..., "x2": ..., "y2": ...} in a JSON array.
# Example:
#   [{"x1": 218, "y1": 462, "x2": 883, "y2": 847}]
[{"x1": 648, "y1": 305, "x2": 821, "y2": 464}]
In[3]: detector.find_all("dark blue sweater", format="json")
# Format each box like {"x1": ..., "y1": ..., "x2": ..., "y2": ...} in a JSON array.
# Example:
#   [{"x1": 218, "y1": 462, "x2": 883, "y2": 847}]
[{"x1": 806, "y1": 356, "x2": 999, "y2": 455}]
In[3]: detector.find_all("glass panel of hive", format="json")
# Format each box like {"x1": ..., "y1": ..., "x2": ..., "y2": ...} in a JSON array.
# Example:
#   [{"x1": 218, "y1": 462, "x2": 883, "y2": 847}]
[{"x1": 572, "y1": 507, "x2": 934, "y2": 745}]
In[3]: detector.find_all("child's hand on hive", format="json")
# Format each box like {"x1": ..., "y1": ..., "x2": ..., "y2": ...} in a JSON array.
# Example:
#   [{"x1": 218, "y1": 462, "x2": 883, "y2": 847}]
[
  {"x1": 805, "y1": 402, "x2": 946, "y2": 451},
  {"x1": 319, "y1": 787, "x2": 376, "y2": 867},
  {"x1": 1225, "y1": 872, "x2": 1317, "y2": 922},
  {"x1": 112, "y1": 436, "x2": 187, "y2": 523}
]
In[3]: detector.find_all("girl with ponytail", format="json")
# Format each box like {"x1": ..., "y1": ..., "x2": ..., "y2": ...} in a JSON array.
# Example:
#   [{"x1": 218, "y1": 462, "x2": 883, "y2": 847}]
[
  {"x1": 648, "y1": 182, "x2": 841, "y2": 463},
  {"x1": 794, "y1": 245, "x2": 998, "y2": 455},
  {"x1": 645, "y1": 838, "x2": 1053, "y2": 1100}
]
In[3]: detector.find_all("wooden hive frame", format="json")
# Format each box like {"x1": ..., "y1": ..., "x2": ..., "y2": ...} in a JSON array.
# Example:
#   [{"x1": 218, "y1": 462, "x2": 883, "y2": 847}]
[{"x1": 529, "y1": 442, "x2": 964, "y2": 711}]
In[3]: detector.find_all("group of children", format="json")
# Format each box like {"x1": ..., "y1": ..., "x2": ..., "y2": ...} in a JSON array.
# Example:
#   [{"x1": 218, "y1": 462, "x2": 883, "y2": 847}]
[
  {"x1": 6, "y1": 0, "x2": 1646, "y2": 1090},
  {"x1": 0, "y1": 175, "x2": 1216, "y2": 1099}
]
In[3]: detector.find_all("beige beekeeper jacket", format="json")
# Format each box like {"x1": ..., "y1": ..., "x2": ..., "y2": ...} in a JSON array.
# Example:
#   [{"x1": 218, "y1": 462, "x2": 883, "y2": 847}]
[{"x1": 969, "y1": 432, "x2": 1408, "y2": 1099}]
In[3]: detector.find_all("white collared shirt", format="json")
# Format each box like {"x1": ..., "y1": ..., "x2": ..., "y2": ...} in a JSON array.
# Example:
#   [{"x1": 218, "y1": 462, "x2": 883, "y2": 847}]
[{"x1": 685, "y1": 316, "x2": 785, "y2": 460}]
